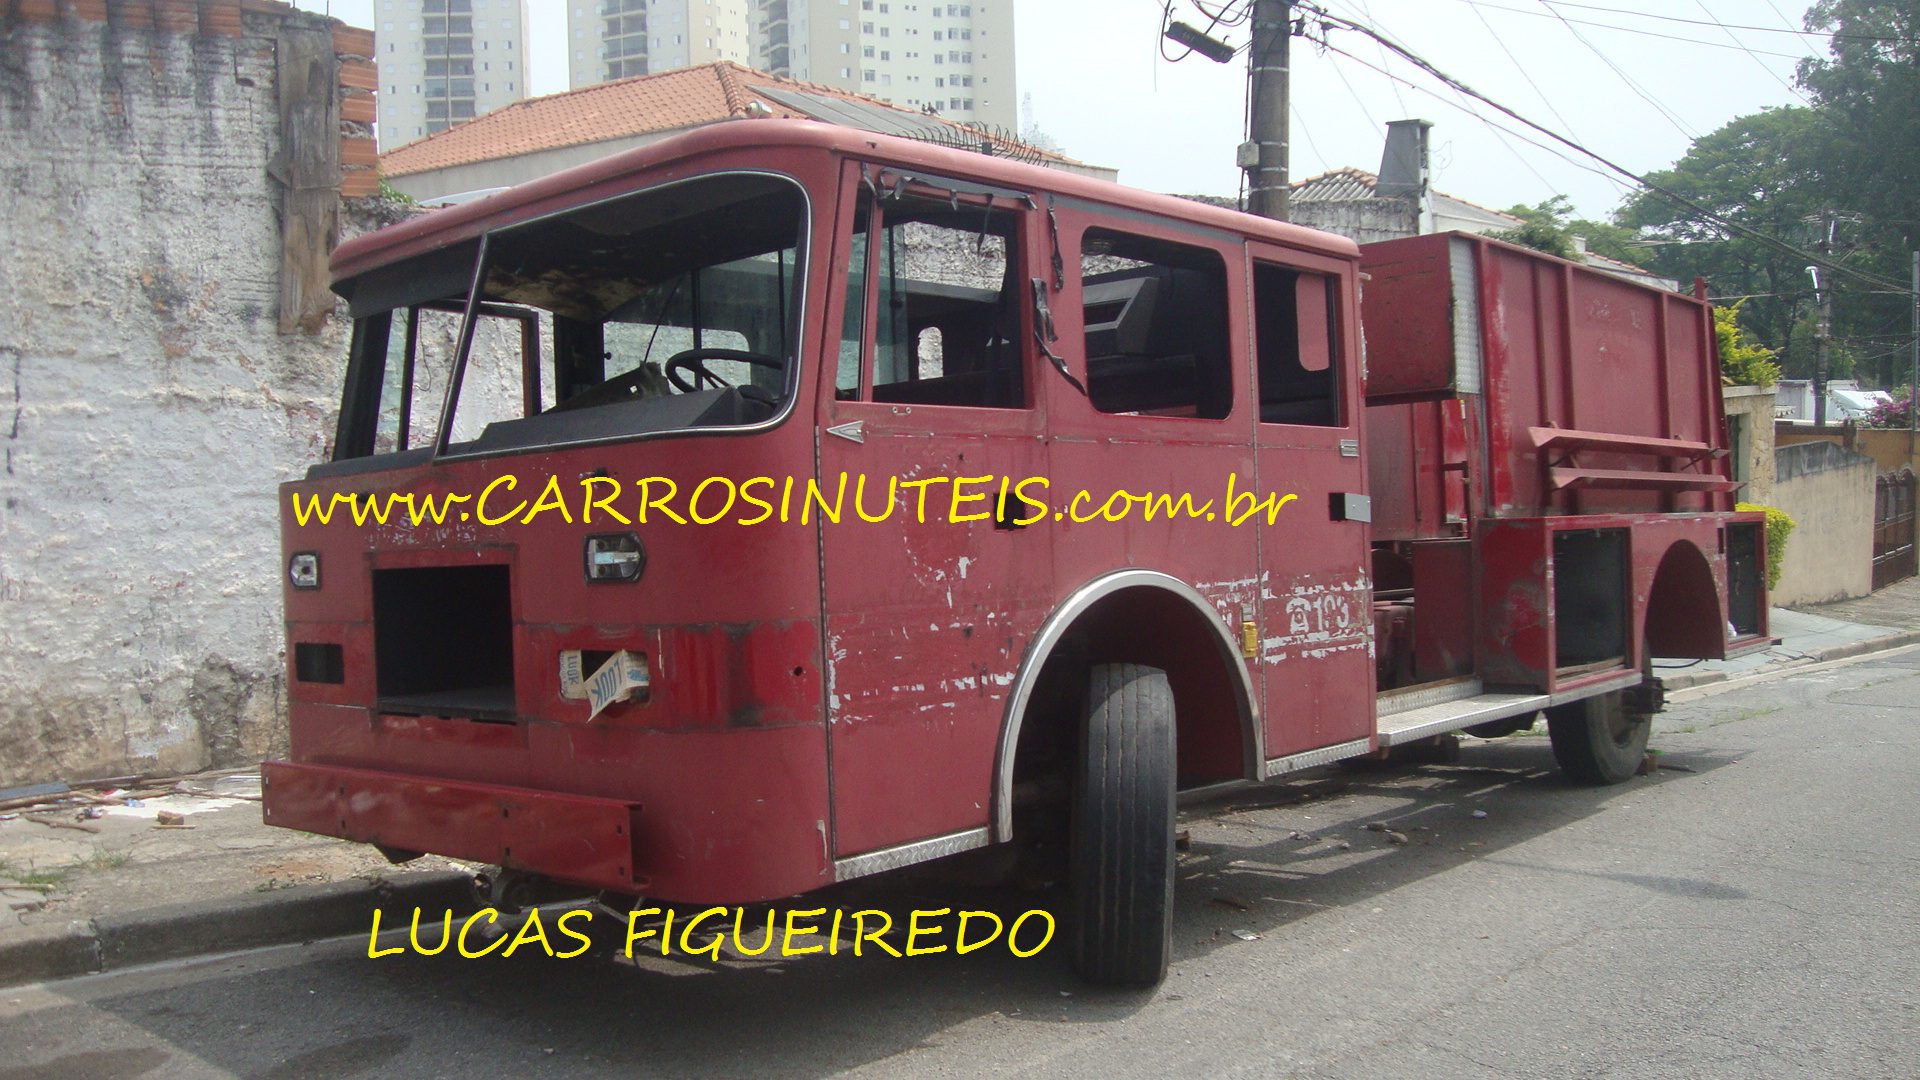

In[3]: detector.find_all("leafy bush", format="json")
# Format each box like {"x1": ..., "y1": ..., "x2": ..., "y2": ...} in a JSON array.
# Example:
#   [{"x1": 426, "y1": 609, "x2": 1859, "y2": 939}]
[
  {"x1": 1737, "y1": 502, "x2": 1796, "y2": 590},
  {"x1": 1715, "y1": 302, "x2": 1781, "y2": 388}
]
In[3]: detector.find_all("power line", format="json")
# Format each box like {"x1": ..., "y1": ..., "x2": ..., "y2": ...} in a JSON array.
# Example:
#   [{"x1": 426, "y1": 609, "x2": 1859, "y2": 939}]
[
  {"x1": 1690, "y1": 0, "x2": 1810, "y2": 105},
  {"x1": 1541, "y1": 0, "x2": 1920, "y2": 45},
  {"x1": 1457, "y1": 0, "x2": 1812, "y2": 60},
  {"x1": 1464, "y1": 0, "x2": 1632, "y2": 202},
  {"x1": 1294, "y1": 3, "x2": 1915, "y2": 295},
  {"x1": 1314, "y1": 39, "x2": 1622, "y2": 188},
  {"x1": 1346, "y1": 0, "x2": 1411, "y2": 117},
  {"x1": 1531, "y1": 0, "x2": 1702, "y2": 140}
]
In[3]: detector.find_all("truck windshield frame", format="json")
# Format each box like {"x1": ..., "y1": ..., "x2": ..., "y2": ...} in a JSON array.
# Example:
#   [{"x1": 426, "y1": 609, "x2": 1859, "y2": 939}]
[{"x1": 326, "y1": 170, "x2": 812, "y2": 469}]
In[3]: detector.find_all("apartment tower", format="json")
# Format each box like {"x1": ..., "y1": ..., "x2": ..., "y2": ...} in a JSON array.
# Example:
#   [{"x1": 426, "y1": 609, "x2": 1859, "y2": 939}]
[{"x1": 375, "y1": 0, "x2": 531, "y2": 148}]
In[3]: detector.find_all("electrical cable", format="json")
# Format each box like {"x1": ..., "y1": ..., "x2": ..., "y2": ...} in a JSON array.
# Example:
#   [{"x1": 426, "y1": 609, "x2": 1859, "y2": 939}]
[
  {"x1": 1295, "y1": 3, "x2": 1914, "y2": 295},
  {"x1": 1457, "y1": 0, "x2": 1812, "y2": 60},
  {"x1": 1690, "y1": 0, "x2": 1811, "y2": 105},
  {"x1": 1532, "y1": 0, "x2": 1701, "y2": 140},
  {"x1": 1465, "y1": 1, "x2": 1632, "y2": 202},
  {"x1": 1541, "y1": 0, "x2": 1918, "y2": 45}
]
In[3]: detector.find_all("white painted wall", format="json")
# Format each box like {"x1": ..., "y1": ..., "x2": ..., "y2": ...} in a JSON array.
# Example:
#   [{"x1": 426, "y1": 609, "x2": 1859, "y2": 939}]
[{"x1": 0, "y1": 15, "x2": 354, "y2": 784}]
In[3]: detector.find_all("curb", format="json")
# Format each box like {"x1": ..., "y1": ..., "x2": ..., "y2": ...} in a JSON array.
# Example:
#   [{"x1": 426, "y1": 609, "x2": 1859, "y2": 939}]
[
  {"x1": 0, "y1": 871, "x2": 476, "y2": 989},
  {"x1": 1657, "y1": 628, "x2": 1920, "y2": 692}
]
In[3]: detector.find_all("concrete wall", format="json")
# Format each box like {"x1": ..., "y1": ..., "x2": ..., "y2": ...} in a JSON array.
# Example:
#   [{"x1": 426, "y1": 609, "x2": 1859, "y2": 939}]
[
  {"x1": 1778, "y1": 424, "x2": 1920, "y2": 478},
  {"x1": 0, "y1": 0, "x2": 373, "y2": 785},
  {"x1": 1770, "y1": 441, "x2": 1877, "y2": 606},
  {"x1": 1724, "y1": 384, "x2": 1777, "y2": 506}
]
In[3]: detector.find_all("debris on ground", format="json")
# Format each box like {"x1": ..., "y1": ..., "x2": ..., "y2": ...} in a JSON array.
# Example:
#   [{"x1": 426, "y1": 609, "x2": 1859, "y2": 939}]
[
  {"x1": 1174, "y1": 829, "x2": 1191, "y2": 852},
  {"x1": 1210, "y1": 895, "x2": 1253, "y2": 912},
  {"x1": 23, "y1": 816, "x2": 100, "y2": 834},
  {"x1": 1230, "y1": 929, "x2": 1260, "y2": 942},
  {"x1": 156, "y1": 810, "x2": 187, "y2": 827},
  {"x1": 1471, "y1": 809, "x2": 1489, "y2": 819},
  {"x1": 1385, "y1": 830, "x2": 1410, "y2": 845}
]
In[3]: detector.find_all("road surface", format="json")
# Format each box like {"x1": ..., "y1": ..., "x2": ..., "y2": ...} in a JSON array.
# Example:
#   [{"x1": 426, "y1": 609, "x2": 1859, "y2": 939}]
[{"x1": 3, "y1": 653, "x2": 1916, "y2": 1079}]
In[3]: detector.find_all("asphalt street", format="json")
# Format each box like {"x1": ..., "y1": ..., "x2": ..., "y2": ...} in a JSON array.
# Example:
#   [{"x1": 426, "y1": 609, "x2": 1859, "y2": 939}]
[{"x1": 2, "y1": 652, "x2": 1916, "y2": 1079}]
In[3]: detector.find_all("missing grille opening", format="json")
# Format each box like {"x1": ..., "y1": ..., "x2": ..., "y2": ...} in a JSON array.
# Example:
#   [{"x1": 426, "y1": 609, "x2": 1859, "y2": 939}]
[{"x1": 374, "y1": 564, "x2": 516, "y2": 720}]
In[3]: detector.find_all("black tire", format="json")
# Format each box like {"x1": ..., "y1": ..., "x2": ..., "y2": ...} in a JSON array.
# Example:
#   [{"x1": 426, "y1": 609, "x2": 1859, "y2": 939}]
[
  {"x1": 1546, "y1": 690, "x2": 1651, "y2": 785},
  {"x1": 1464, "y1": 712, "x2": 1538, "y2": 740},
  {"x1": 1070, "y1": 662, "x2": 1176, "y2": 988}
]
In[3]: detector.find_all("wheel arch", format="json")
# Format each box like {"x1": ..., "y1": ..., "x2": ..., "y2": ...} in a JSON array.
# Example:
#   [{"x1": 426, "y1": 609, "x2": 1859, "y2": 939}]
[
  {"x1": 1640, "y1": 537, "x2": 1725, "y2": 660},
  {"x1": 992, "y1": 570, "x2": 1261, "y2": 843}
]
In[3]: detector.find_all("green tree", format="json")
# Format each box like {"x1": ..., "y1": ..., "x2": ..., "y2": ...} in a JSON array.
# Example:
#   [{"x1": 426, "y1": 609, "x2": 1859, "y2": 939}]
[
  {"x1": 1797, "y1": 0, "x2": 1920, "y2": 387},
  {"x1": 1613, "y1": 107, "x2": 1833, "y2": 363},
  {"x1": 1492, "y1": 195, "x2": 1654, "y2": 267}
]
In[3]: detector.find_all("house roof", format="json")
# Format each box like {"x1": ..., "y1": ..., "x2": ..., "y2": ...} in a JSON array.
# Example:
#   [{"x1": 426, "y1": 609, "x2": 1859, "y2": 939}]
[
  {"x1": 381, "y1": 60, "x2": 1077, "y2": 179},
  {"x1": 1290, "y1": 166, "x2": 1523, "y2": 224}
]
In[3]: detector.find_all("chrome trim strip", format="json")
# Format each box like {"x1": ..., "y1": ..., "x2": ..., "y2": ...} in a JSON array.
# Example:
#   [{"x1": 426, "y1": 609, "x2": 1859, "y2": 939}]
[
  {"x1": 1263, "y1": 737, "x2": 1374, "y2": 779},
  {"x1": 1379, "y1": 693, "x2": 1547, "y2": 747},
  {"x1": 1377, "y1": 677, "x2": 1484, "y2": 718},
  {"x1": 992, "y1": 570, "x2": 1262, "y2": 843},
  {"x1": 832, "y1": 827, "x2": 991, "y2": 882}
]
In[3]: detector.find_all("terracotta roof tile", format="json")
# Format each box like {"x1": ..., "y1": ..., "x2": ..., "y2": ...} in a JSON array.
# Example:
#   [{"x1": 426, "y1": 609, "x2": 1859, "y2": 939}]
[{"x1": 382, "y1": 60, "x2": 1071, "y2": 178}]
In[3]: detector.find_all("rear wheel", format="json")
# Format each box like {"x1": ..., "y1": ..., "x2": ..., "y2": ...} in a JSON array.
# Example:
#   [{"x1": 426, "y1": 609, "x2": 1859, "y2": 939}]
[
  {"x1": 1546, "y1": 690, "x2": 1650, "y2": 785},
  {"x1": 1070, "y1": 662, "x2": 1176, "y2": 988}
]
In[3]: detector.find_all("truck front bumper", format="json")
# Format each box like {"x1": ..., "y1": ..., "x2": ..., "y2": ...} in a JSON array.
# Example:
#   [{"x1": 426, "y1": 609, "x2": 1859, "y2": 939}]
[{"x1": 262, "y1": 761, "x2": 644, "y2": 893}]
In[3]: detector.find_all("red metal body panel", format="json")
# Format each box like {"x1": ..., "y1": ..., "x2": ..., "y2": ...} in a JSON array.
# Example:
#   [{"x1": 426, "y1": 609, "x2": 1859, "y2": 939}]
[
  {"x1": 263, "y1": 761, "x2": 641, "y2": 892},
  {"x1": 1477, "y1": 514, "x2": 1762, "y2": 689},
  {"x1": 1361, "y1": 233, "x2": 1734, "y2": 521}
]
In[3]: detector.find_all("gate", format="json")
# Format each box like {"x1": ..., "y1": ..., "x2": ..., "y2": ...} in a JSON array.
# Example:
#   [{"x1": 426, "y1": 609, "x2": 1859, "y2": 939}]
[{"x1": 1873, "y1": 469, "x2": 1917, "y2": 590}]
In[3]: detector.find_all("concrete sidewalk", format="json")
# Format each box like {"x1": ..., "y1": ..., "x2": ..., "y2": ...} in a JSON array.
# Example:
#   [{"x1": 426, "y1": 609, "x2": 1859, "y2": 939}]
[
  {"x1": 1656, "y1": 575, "x2": 1920, "y2": 690},
  {"x1": 6, "y1": 578, "x2": 1920, "y2": 988},
  {"x1": 0, "y1": 774, "x2": 475, "y2": 987}
]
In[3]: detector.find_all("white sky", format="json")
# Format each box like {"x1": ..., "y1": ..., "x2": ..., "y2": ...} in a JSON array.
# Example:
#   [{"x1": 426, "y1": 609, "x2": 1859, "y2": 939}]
[{"x1": 303, "y1": 0, "x2": 1821, "y2": 219}]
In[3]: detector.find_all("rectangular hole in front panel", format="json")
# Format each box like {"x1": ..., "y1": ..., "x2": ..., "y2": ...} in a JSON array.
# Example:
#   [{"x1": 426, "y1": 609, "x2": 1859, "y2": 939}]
[
  {"x1": 1554, "y1": 529, "x2": 1628, "y2": 669},
  {"x1": 373, "y1": 565, "x2": 515, "y2": 720},
  {"x1": 294, "y1": 642, "x2": 344, "y2": 684}
]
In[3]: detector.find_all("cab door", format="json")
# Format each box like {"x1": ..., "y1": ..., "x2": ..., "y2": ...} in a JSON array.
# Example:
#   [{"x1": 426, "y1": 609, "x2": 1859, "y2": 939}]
[
  {"x1": 815, "y1": 166, "x2": 1052, "y2": 859},
  {"x1": 1248, "y1": 243, "x2": 1376, "y2": 762}
]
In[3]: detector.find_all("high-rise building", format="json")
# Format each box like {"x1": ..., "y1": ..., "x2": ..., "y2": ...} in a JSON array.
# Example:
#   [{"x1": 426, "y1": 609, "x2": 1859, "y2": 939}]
[
  {"x1": 374, "y1": 0, "x2": 531, "y2": 149},
  {"x1": 760, "y1": 0, "x2": 1015, "y2": 130},
  {"x1": 566, "y1": 0, "x2": 1016, "y2": 131},
  {"x1": 567, "y1": 1, "x2": 757, "y2": 88}
]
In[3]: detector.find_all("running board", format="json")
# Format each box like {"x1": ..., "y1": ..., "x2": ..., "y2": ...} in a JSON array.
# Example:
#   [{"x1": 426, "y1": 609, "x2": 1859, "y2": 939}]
[
  {"x1": 1376, "y1": 691, "x2": 1547, "y2": 747},
  {"x1": 1375, "y1": 670, "x2": 1647, "y2": 747}
]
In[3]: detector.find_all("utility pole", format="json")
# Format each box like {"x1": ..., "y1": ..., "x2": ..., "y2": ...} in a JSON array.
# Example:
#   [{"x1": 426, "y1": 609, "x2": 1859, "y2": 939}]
[
  {"x1": 1245, "y1": 0, "x2": 1291, "y2": 221},
  {"x1": 1811, "y1": 211, "x2": 1835, "y2": 429}
]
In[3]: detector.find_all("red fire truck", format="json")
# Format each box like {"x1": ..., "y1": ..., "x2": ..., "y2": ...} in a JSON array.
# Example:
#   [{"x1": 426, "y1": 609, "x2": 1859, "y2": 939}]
[{"x1": 263, "y1": 121, "x2": 1768, "y2": 987}]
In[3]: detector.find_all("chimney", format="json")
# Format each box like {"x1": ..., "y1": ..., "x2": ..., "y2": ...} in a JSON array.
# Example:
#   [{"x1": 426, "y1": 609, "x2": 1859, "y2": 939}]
[
  {"x1": 1376, "y1": 119, "x2": 1434, "y2": 236},
  {"x1": 1376, "y1": 119, "x2": 1433, "y2": 199}
]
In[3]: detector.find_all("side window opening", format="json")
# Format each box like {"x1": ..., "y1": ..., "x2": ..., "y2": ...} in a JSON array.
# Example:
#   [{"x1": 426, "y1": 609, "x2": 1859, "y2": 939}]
[
  {"x1": 853, "y1": 189, "x2": 1026, "y2": 410},
  {"x1": 1080, "y1": 229, "x2": 1232, "y2": 420},
  {"x1": 1254, "y1": 262, "x2": 1341, "y2": 427}
]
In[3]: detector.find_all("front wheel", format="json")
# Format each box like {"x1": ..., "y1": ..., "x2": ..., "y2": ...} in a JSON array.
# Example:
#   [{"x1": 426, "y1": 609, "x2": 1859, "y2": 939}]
[
  {"x1": 1070, "y1": 662, "x2": 1176, "y2": 988},
  {"x1": 1545, "y1": 690, "x2": 1651, "y2": 785}
]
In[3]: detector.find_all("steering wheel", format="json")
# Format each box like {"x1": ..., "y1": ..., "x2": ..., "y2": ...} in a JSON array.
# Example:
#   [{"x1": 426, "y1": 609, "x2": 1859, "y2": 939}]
[{"x1": 665, "y1": 348, "x2": 787, "y2": 405}]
